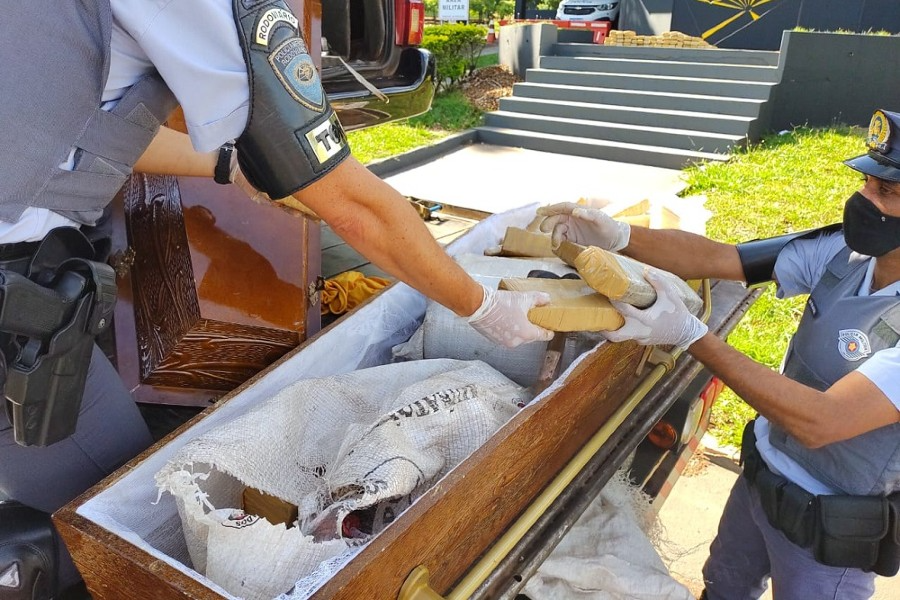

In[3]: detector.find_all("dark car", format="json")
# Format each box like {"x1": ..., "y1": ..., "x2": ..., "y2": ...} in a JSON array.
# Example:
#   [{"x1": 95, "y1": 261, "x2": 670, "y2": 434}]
[{"x1": 319, "y1": 0, "x2": 435, "y2": 130}]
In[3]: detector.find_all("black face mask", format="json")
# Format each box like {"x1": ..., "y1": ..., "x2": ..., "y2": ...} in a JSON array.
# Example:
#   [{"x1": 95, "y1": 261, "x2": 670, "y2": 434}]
[{"x1": 843, "y1": 192, "x2": 900, "y2": 257}]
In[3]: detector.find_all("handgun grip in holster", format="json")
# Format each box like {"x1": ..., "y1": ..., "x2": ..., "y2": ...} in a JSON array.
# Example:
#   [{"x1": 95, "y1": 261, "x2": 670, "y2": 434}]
[{"x1": 3, "y1": 258, "x2": 117, "y2": 447}]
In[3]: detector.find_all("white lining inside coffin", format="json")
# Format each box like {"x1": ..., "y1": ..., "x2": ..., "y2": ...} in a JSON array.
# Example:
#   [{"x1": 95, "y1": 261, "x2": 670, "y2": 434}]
[{"x1": 76, "y1": 204, "x2": 599, "y2": 597}]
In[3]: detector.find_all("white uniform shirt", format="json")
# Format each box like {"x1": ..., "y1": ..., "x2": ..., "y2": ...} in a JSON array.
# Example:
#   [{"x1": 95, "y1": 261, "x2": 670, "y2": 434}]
[
  {"x1": 755, "y1": 231, "x2": 900, "y2": 495},
  {"x1": 0, "y1": 0, "x2": 248, "y2": 241}
]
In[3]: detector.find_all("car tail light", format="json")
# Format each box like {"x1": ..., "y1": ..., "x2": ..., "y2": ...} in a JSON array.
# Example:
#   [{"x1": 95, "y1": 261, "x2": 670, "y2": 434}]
[
  {"x1": 395, "y1": 0, "x2": 425, "y2": 46},
  {"x1": 647, "y1": 420, "x2": 679, "y2": 450}
]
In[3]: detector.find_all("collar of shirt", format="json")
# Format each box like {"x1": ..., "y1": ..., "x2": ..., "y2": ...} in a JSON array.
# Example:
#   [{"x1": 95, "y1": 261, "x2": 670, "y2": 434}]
[{"x1": 857, "y1": 257, "x2": 900, "y2": 297}]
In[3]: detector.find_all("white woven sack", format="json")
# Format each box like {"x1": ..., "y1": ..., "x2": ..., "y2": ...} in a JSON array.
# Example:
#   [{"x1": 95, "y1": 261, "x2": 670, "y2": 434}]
[
  {"x1": 156, "y1": 358, "x2": 530, "y2": 600},
  {"x1": 522, "y1": 475, "x2": 693, "y2": 600}
]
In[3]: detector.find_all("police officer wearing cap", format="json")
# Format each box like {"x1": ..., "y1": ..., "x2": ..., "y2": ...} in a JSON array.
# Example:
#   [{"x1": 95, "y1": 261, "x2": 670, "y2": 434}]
[
  {"x1": 1, "y1": 2, "x2": 555, "y2": 598},
  {"x1": 536, "y1": 109, "x2": 900, "y2": 599}
]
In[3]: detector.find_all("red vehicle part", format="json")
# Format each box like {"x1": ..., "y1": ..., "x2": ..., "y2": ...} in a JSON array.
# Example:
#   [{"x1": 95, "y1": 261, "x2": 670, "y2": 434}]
[{"x1": 395, "y1": 0, "x2": 425, "y2": 46}]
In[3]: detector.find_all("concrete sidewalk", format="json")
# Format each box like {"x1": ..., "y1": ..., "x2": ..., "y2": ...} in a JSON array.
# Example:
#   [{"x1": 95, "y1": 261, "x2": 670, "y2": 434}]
[
  {"x1": 383, "y1": 143, "x2": 687, "y2": 214},
  {"x1": 656, "y1": 436, "x2": 899, "y2": 599}
]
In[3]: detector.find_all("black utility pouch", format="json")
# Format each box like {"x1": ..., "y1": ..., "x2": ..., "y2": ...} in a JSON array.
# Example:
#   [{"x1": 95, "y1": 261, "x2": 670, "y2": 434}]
[
  {"x1": 740, "y1": 420, "x2": 761, "y2": 483},
  {"x1": 777, "y1": 482, "x2": 816, "y2": 548},
  {"x1": 755, "y1": 469, "x2": 786, "y2": 530},
  {"x1": 815, "y1": 495, "x2": 888, "y2": 571},
  {"x1": 874, "y1": 494, "x2": 900, "y2": 576}
]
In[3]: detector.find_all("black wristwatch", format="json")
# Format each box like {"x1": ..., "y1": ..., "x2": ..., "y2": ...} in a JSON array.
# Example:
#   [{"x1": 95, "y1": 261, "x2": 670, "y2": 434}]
[{"x1": 214, "y1": 141, "x2": 235, "y2": 185}]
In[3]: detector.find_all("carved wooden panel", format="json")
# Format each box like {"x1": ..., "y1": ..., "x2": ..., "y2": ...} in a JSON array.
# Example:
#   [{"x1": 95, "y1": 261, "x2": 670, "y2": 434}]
[
  {"x1": 111, "y1": 174, "x2": 319, "y2": 406},
  {"x1": 123, "y1": 175, "x2": 201, "y2": 380},
  {"x1": 108, "y1": 0, "x2": 323, "y2": 406}
]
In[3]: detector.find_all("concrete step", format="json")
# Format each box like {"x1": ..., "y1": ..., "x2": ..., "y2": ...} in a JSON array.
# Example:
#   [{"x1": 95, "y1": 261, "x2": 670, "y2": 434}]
[
  {"x1": 539, "y1": 55, "x2": 780, "y2": 82},
  {"x1": 476, "y1": 126, "x2": 730, "y2": 170},
  {"x1": 483, "y1": 111, "x2": 745, "y2": 154},
  {"x1": 526, "y1": 68, "x2": 775, "y2": 99},
  {"x1": 512, "y1": 82, "x2": 767, "y2": 117},
  {"x1": 553, "y1": 43, "x2": 781, "y2": 67},
  {"x1": 497, "y1": 96, "x2": 756, "y2": 136}
]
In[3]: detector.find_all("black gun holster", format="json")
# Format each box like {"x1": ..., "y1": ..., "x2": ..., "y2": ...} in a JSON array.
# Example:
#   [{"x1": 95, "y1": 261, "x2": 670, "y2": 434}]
[
  {"x1": 0, "y1": 501, "x2": 58, "y2": 600},
  {"x1": 0, "y1": 227, "x2": 117, "y2": 447}
]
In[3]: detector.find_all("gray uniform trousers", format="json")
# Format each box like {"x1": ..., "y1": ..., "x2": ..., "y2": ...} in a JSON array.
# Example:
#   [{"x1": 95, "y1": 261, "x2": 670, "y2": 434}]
[
  {"x1": 0, "y1": 344, "x2": 153, "y2": 590},
  {"x1": 703, "y1": 475, "x2": 877, "y2": 600}
]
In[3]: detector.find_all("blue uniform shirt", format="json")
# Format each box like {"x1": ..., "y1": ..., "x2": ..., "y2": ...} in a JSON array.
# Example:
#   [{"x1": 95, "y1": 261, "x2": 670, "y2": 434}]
[{"x1": 756, "y1": 231, "x2": 900, "y2": 495}]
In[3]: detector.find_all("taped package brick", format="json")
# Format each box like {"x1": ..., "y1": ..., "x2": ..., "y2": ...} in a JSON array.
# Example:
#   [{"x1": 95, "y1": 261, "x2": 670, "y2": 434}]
[
  {"x1": 556, "y1": 242, "x2": 702, "y2": 314},
  {"x1": 498, "y1": 277, "x2": 624, "y2": 332}
]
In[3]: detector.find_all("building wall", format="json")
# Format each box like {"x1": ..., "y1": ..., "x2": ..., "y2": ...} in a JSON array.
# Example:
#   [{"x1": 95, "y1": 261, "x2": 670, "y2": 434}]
[
  {"x1": 669, "y1": 0, "x2": 900, "y2": 50},
  {"x1": 769, "y1": 31, "x2": 900, "y2": 130},
  {"x1": 620, "y1": 0, "x2": 674, "y2": 36}
]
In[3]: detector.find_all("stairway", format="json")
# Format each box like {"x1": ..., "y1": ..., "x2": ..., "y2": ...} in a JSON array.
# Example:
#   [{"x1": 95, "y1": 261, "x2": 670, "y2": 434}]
[{"x1": 479, "y1": 41, "x2": 781, "y2": 170}]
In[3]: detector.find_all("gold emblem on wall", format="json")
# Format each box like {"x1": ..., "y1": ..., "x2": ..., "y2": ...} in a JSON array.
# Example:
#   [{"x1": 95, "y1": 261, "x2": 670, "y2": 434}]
[{"x1": 695, "y1": 0, "x2": 776, "y2": 40}]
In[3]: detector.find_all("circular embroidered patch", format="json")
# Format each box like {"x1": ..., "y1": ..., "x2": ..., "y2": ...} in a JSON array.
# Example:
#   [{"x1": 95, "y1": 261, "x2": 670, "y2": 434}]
[{"x1": 837, "y1": 329, "x2": 872, "y2": 361}]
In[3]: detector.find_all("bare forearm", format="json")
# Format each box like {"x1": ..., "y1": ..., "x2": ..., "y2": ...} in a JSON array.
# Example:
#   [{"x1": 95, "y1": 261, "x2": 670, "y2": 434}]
[
  {"x1": 624, "y1": 226, "x2": 745, "y2": 281},
  {"x1": 134, "y1": 126, "x2": 217, "y2": 177},
  {"x1": 296, "y1": 158, "x2": 484, "y2": 316},
  {"x1": 687, "y1": 333, "x2": 895, "y2": 447}
]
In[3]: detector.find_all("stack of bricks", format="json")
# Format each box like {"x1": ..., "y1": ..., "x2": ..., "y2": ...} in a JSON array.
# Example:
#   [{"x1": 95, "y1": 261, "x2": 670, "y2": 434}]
[{"x1": 604, "y1": 30, "x2": 713, "y2": 48}]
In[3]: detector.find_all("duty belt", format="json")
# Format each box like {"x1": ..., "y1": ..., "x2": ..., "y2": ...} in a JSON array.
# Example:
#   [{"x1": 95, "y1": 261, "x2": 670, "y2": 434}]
[{"x1": 740, "y1": 420, "x2": 900, "y2": 576}]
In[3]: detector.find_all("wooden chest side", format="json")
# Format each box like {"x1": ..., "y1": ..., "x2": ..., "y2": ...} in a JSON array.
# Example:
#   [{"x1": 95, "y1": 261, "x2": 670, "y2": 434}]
[
  {"x1": 313, "y1": 340, "x2": 646, "y2": 598},
  {"x1": 54, "y1": 512, "x2": 221, "y2": 600},
  {"x1": 54, "y1": 337, "x2": 643, "y2": 600}
]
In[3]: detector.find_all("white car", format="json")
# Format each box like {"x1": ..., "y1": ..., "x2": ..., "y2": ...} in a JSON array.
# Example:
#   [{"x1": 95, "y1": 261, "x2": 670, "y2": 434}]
[{"x1": 555, "y1": 0, "x2": 620, "y2": 22}]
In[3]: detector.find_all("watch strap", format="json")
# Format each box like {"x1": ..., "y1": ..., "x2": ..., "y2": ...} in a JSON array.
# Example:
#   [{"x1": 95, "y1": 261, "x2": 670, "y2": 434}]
[{"x1": 214, "y1": 142, "x2": 235, "y2": 185}]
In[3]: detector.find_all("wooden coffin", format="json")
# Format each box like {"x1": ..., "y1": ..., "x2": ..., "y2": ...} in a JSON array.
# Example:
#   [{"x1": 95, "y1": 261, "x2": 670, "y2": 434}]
[
  {"x1": 109, "y1": 174, "x2": 321, "y2": 408},
  {"x1": 107, "y1": 0, "x2": 323, "y2": 408},
  {"x1": 54, "y1": 206, "x2": 659, "y2": 600}
]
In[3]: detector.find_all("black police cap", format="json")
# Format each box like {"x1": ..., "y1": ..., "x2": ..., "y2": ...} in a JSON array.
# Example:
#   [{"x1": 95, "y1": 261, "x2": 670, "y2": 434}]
[{"x1": 844, "y1": 109, "x2": 900, "y2": 183}]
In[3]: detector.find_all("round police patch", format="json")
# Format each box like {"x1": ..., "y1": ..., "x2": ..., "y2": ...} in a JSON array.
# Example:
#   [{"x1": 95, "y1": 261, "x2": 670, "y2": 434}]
[
  {"x1": 867, "y1": 110, "x2": 891, "y2": 154},
  {"x1": 269, "y1": 38, "x2": 325, "y2": 112},
  {"x1": 837, "y1": 329, "x2": 871, "y2": 361}
]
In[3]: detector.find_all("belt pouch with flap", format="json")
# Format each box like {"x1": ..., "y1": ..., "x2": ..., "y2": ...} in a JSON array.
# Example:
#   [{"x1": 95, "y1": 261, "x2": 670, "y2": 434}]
[
  {"x1": 777, "y1": 481, "x2": 816, "y2": 548},
  {"x1": 815, "y1": 495, "x2": 888, "y2": 571},
  {"x1": 874, "y1": 494, "x2": 900, "y2": 576}
]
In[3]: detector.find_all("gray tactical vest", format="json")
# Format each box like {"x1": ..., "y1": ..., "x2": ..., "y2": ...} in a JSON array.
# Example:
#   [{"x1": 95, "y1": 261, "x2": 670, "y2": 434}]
[
  {"x1": 770, "y1": 245, "x2": 900, "y2": 496},
  {"x1": 2, "y1": 0, "x2": 177, "y2": 226}
]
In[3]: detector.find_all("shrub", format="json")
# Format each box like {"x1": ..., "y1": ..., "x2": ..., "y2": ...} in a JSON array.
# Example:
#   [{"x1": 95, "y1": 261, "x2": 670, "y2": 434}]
[{"x1": 422, "y1": 24, "x2": 487, "y2": 93}]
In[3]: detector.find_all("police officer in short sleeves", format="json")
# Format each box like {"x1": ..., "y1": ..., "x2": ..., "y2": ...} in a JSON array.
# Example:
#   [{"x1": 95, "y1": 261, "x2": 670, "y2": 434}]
[
  {"x1": 1, "y1": 2, "x2": 553, "y2": 597},
  {"x1": 536, "y1": 109, "x2": 900, "y2": 600}
]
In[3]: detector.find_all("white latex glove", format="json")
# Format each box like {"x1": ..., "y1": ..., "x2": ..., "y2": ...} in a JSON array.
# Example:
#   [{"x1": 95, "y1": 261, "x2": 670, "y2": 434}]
[
  {"x1": 603, "y1": 269, "x2": 708, "y2": 350},
  {"x1": 536, "y1": 202, "x2": 631, "y2": 251},
  {"x1": 467, "y1": 284, "x2": 555, "y2": 348}
]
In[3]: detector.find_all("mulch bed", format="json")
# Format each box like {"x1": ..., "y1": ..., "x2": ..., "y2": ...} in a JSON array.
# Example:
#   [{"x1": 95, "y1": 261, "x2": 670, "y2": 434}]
[{"x1": 460, "y1": 65, "x2": 520, "y2": 112}]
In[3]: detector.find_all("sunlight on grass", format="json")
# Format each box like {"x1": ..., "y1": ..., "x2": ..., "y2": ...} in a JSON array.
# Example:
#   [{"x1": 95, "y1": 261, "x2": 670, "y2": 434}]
[
  {"x1": 347, "y1": 123, "x2": 446, "y2": 164},
  {"x1": 683, "y1": 126, "x2": 866, "y2": 446},
  {"x1": 347, "y1": 90, "x2": 483, "y2": 164},
  {"x1": 475, "y1": 53, "x2": 500, "y2": 69}
]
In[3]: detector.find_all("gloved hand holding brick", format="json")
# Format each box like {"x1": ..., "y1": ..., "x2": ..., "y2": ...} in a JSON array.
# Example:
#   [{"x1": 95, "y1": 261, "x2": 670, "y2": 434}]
[
  {"x1": 555, "y1": 241, "x2": 702, "y2": 315},
  {"x1": 602, "y1": 268, "x2": 708, "y2": 350}
]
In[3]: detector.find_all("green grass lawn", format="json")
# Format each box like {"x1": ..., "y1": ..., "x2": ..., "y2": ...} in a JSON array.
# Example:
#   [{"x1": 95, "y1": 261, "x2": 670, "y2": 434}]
[
  {"x1": 347, "y1": 90, "x2": 481, "y2": 164},
  {"x1": 347, "y1": 53, "x2": 499, "y2": 163},
  {"x1": 683, "y1": 126, "x2": 866, "y2": 446},
  {"x1": 347, "y1": 67, "x2": 869, "y2": 449}
]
